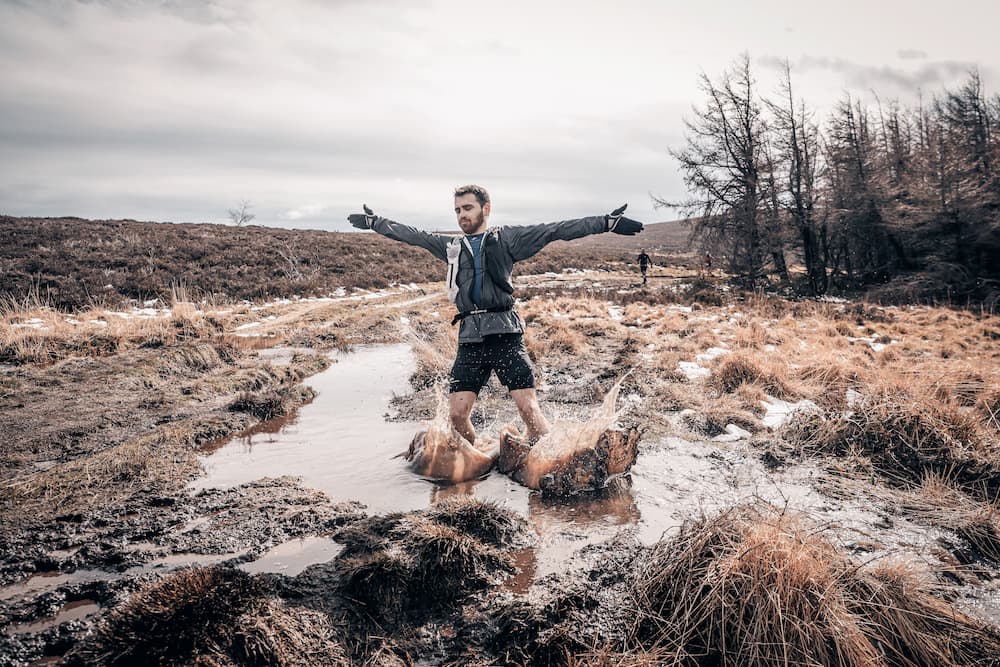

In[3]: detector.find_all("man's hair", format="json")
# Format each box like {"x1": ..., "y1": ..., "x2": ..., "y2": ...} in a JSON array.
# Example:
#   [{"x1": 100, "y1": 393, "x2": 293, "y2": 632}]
[{"x1": 454, "y1": 184, "x2": 490, "y2": 207}]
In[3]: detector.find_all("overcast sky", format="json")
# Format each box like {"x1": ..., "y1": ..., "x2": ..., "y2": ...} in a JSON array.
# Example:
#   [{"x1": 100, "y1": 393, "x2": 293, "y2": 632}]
[{"x1": 1, "y1": 0, "x2": 997, "y2": 231}]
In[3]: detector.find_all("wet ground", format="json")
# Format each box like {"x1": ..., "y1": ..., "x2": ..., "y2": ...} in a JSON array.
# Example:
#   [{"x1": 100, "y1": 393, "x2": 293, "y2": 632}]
[{"x1": 3, "y1": 276, "x2": 1000, "y2": 665}]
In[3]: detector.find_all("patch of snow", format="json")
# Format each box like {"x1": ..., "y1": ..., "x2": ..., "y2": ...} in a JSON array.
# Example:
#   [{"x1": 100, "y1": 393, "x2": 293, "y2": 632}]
[
  {"x1": 713, "y1": 423, "x2": 753, "y2": 442},
  {"x1": 669, "y1": 305, "x2": 693, "y2": 313},
  {"x1": 764, "y1": 344, "x2": 776, "y2": 352},
  {"x1": 695, "y1": 347, "x2": 729, "y2": 363},
  {"x1": 678, "y1": 361, "x2": 710, "y2": 380},
  {"x1": 761, "y1": 397, "x2": 820, "y2": 429},
  {"x1": 608, "y1": 306, "x2": 624, "y2": 321},
  {"x1": 234, "y1": 322, "x2": 261, "y2": 331}
]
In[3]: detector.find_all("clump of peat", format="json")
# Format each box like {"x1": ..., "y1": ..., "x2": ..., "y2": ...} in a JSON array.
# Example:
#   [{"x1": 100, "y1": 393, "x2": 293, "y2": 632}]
[
  {"x1": 228, "y1": 389, "x2": 290, "y2": 421},
  {"x1": 67, "y1": 566, "x2": 347, "y2": 666},
  {"x1": 334, "y1": 496, "x2": 529, "y2": 624}
]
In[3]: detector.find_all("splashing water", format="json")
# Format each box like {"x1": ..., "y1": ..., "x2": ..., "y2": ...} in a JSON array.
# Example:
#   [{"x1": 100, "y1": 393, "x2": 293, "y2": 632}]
[
  {"x1": 411, "y1": 383, "x2": 474, "y2": 448},
  {"x1": 531, "y1": 373, "x2": 631, "y2": 456}
]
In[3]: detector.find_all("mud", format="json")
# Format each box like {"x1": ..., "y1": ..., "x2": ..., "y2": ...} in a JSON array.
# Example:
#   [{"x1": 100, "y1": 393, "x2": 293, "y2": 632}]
[{"x1": 4, "y1": 276, "x2": 1000, "y2": 665}]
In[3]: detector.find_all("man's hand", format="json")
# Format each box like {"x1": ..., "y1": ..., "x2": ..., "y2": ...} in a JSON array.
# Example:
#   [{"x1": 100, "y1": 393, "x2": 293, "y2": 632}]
[
  {"x1": 605, "y1": 203, "x2": 644, "y2": 235},
  {"x1": 347, "y1": 204, "x2": 377, "y2": 230}
]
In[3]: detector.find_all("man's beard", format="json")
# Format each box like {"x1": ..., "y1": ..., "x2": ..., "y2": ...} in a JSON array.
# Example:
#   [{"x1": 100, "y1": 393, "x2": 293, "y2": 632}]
[{"x1": 461, "y1": 211, "x2": 485, "y2": 233}]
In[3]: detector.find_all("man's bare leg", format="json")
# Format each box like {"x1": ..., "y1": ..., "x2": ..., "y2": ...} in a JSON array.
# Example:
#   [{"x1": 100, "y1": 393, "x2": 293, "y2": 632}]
[
  {"x1": 510, "y1": 387, "x2": 550, "y2": 442},
  {"x1": 449, "y1": 391, "x2": 478, "y2": 443}
]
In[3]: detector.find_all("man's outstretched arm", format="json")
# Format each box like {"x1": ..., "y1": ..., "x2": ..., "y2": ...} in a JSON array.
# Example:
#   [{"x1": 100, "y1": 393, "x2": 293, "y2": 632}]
[
  {"x1": 506, "y1": 203, "x2": 645, "y2": 262},
  {"x1": 348, "y1": 205, "x2": 449, "y2": 262}
]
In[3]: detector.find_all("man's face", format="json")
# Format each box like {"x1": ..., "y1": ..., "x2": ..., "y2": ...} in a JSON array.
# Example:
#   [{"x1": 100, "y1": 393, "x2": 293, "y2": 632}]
[{"x1": 455, "y1": 193, "x2": 489, "y2": 235}]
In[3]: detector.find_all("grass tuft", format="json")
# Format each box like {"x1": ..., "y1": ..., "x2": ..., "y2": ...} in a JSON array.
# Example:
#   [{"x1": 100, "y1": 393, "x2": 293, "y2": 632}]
[
  {"x1": 68, "y1": 566, "x2": 349, "y2": 666},
  {"x1": 629, "y1": 502, "x2": 1000, "y2": 666}
]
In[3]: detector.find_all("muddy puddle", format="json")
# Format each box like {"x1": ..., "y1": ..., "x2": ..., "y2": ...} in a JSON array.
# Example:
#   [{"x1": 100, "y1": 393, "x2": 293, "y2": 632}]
[
  {"x1": 3, "y1": 600, "x2": 100, "y2": 636},
  {"x1": 191, "y1": 344, "x2": 431, "y2": 514},
  {"x1": 189, "y1": 343, "x2": 946, "y2": 596}
]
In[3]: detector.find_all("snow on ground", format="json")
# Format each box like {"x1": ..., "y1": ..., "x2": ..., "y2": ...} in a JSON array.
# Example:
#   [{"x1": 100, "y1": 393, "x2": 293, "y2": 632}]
[
  {"x1": 761, "y1": 397, "x2": 821, "y2": 429},
  {"x1": 678, "y1": 361, "x2": 710, "y2": 380},
  {"x1": 695, "y1": 346, "x2": 729, "y2": 363}
]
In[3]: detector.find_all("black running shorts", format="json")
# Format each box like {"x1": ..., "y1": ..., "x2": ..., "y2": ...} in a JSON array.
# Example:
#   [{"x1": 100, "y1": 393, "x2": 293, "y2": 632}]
[{"x1": 449, "y1": 333, "x2": 536, "y2": 394}]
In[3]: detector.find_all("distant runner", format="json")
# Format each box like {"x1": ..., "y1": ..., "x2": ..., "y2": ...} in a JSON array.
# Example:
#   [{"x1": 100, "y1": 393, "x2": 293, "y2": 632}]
[
  {"x1": 637, "y1": 249, "x2": 653, "y2": 285},
  {"x1": 701, "y1": 251, "x2": 713, "y2": 278},
  {"x1": 348, "y1": 185, "x2": 644, "y2": 444}
]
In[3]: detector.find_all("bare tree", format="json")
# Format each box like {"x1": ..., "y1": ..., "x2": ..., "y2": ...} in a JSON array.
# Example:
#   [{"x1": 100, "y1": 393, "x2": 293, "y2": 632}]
[
  {"x1": 228, "y1": 200, "x2": 255, "y2": 227},
  {"x1": 656, "y1": 55, "x2": 774, "y2": 286},
  {"x1": 767, "y1": 61, "x2": 827, "y2": 294}
]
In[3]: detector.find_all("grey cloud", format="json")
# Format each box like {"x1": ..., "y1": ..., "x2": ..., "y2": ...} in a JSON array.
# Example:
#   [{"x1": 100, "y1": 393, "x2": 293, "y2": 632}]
[
  {"x1": 898, "y1": 49, "x2": 927, "y2": 60},
  {"x1": 761, "y1": 54, "x2": 984, "y2": 95},
  {"x1": 4, "y1": 0, "x2": 243, "y2": 26}
]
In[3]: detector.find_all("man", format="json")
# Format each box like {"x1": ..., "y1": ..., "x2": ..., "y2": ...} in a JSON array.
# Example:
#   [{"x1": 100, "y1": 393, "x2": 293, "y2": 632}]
[
  {"x1": 348, "y1": 185, "x2": 643, "y2": 444},
  {"x1": 637, "y1": 249, "x2": 653, "y2": 285}
]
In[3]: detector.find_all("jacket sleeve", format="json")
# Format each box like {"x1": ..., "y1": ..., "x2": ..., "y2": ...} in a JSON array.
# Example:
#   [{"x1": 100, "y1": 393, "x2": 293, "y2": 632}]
[
  {"x1": 503, "y1": 216, "x2": 607, "y2": 262},
  {"x1": 371, "y1": 217, "x2": 450, "y2": 263}
]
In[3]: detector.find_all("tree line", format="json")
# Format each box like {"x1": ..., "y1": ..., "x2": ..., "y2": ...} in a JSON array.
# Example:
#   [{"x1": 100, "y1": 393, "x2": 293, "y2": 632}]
[{"x1": 660, "y1": 56, "x2": 999, "y2": 304}]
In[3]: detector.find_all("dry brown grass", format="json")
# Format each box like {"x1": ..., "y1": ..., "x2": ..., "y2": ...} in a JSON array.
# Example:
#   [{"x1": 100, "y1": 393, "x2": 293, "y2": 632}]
[
  {"x1": 629, "y1": 502, "x2": 1000, "y2": 666},
  {"x1": 708, "y1": 352, "x2": 797, "y2": 399},
  {"x1": 2, "y1": 422, "x2": 208, "y2": 517},
  {"x1": 679, "y1": 395, "x2": 762, "y2": 437},
  {"x1": 0, "y1": 299, "x2": 233, "y2": 364},
  {"x1": 783, "y1": 381, "x2": 1000, "y2": 500},
  {"x1": 406, "y1": 313, "x2": 458, "y2": 388},
  {"x1": 978, "y1": 388, "x2": 1000, "y2": 434}
]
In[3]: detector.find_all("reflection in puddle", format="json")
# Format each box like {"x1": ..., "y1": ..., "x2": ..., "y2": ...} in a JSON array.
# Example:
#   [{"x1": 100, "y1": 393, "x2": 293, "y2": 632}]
[
  {"x1": 0, "y1": 553, "x2": 249, "y2": 603},
  {"x1": 126, "y1": 551, "x2": 247, "y2": 574},
  {"x1": 238, "y1": 537, "x2": 342, "y2": 576},
  {"x1": 0, "y1": 570, "x2": 108, "y2": 601},
  {"x1": 5, "y1": 600, "x2": 100, "y2": 635}
]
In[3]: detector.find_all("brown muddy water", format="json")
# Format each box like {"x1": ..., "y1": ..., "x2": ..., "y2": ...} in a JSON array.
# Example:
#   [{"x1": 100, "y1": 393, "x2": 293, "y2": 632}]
[{"x1": 189, "y1": 343, "x2": 1000, "y2": 624}]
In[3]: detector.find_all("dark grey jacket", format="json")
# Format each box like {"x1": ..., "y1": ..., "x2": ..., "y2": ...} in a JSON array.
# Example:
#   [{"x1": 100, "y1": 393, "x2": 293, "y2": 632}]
[{"x1": 371, "y1": 216, "x2": 608, "y2": 343}]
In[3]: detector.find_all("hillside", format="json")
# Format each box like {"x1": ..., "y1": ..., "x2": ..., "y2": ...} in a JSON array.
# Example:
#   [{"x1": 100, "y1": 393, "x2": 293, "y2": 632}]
[{"x1": 0, "y1": 216, "x2": 691, "y2": 310}]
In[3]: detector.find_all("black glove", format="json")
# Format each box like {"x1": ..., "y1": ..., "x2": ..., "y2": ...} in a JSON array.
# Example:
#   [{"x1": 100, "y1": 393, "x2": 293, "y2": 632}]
[
  {"x1": 605, "y1": 203, "x2": 644, "y2": 235},
  {"x1": 347, "y1": 204, "x2": 377, "y2": 230}
]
